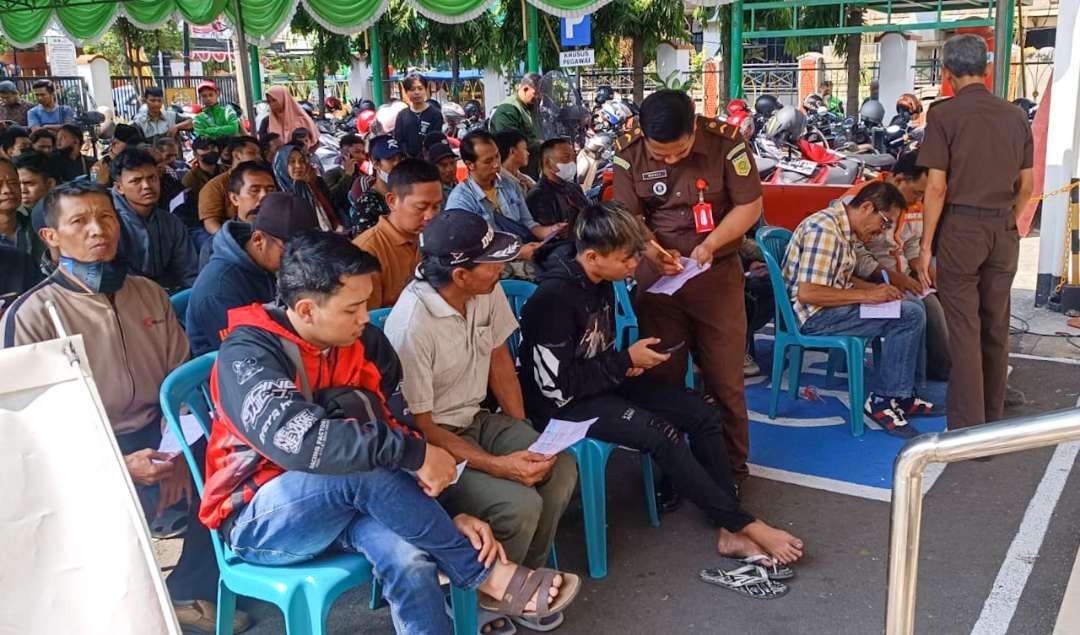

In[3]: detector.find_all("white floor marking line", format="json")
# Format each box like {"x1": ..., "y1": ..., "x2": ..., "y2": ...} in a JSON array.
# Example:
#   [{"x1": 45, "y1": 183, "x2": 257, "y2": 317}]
[
  {"x1": 971, "y1": 440, "x2": 1080, "y2": 635},
  {"x1": 748, "y1": 463, "x2": 947, "y2": 502},
  {"x1": 1008, "y1": 353, "x2": 1080, "y2": 366}
]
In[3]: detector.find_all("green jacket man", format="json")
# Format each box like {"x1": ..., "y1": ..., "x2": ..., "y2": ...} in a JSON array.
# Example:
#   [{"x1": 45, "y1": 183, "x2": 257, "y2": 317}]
[
  {"x1": 193, "y1": 81, "x2": 240, "y2": 140},
  {"x1": 489, "y1": 73, "x2": 543, "y2": 175}
]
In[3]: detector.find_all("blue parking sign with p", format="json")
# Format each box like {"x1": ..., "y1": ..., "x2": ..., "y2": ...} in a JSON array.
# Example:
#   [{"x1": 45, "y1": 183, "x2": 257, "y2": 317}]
[{"x1": 560, "y1": 15, "x2": 591, "y2": 47}]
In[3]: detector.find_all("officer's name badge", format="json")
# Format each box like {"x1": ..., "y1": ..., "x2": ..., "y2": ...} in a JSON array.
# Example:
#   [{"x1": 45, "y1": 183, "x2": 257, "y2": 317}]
[
  {"x1": 641, "y1": 170, "x2": 667, "y2": 181},
  {"x1": 732, "y1": 153, "x2": 752, "y2": 177}
]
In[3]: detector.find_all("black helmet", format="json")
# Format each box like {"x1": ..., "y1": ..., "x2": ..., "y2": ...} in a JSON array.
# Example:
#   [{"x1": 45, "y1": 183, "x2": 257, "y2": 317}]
[
  {"x1": 859, "y1": 99, "x2": 885, "y2": 126},
  {"x1": 754, "y1": 94, "x2": 781, "y2": 119},
  {"x1": 595, "y1": 85, "x2": 614, "y2": 107},
  {"x1": 357, "y1": 99, "x2": 376, "y2": 113},
  {"x1": 802, "y1": 93, "x2": 825, "y2": 112},
  {"x1": 463, "y1": 99, "x2": 483, "y2": 120},
  {"x1": 763, "y1": 106, "x2": 807, "y2": 145},
  {"x1": 426, "y1": 98, "x2": 442, "y2": 111}
]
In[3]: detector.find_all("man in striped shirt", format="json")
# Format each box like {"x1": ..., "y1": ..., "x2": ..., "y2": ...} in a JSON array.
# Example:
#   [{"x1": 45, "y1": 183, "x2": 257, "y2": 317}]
[{"x1": 783, "y1": 181, "x2": 934, "y2": 437}]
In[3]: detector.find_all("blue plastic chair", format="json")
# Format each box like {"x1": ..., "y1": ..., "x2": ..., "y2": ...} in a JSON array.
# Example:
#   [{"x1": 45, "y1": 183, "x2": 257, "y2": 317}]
[
  {"x1": 368, "y1": 307, "x2": 391, "y2": 331},
  {"x1": 499, "y1": 280, "x2": 537, "y2": 361},
  {"x1": 160, "y1": 354, "x2": 479, "y2": 635},
  {"x1": 169, "y1": 288, "x2": 191, "y2": 320},
  {"x1": 612, "y1": 279, "x2": 695, "y2": 391},
  {"x1": 755, "y1": 226, "x2": 871, "y2": 436}
]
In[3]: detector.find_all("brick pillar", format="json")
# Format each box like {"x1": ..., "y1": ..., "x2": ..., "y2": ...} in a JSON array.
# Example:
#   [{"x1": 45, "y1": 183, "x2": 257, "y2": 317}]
[
  {"x1": 798, "y1": 52, "x2": 825, "y2": 108},
  {"x1": 704, "y1": 58, "x2": 720, "y2": 117}
]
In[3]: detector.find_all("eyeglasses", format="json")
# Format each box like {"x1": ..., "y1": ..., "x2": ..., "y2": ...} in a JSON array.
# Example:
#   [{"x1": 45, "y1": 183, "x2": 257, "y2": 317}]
[{"x1": 876, "y1": 209, "x2": 894, "y2": 230}]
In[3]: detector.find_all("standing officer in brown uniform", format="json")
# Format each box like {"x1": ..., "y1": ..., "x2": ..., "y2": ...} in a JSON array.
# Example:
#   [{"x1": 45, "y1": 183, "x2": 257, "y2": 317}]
[
  {"x1": 614, "y1": 89, "x2": 763, "y2": 479},
  {"x1": 916, "y1": 34, "x2": 1034, "y2": 429}
]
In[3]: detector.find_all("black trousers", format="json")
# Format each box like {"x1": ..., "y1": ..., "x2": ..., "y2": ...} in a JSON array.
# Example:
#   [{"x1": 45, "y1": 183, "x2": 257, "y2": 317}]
[
  {"x1": 556, "y1": 379, "x2": 754, "y2": 532},
  {"x1": 117, "y1": 423, "x2": 219, "y2": 603}
]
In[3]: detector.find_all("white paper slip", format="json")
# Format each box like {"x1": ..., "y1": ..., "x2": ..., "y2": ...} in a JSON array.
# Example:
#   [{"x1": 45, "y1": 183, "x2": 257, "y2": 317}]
[
  {"x1": 452, "y1": 461, "x2": 468, "y2": 485},
  {"x1": 860, "y1": 300, "x2": 901, "y2": 319},
  {"x1": 646, "y1": 258, "x2": 709, "y2": 296},
  {"x1": 528, "y1": 418, "x2": 598, "y2": 456},
  {"x1": 917, "y1": 287, "x2": 937, "y2": 299},
  {"x1": 157, "y1": 413, "x2": 206, "y2": 459}
]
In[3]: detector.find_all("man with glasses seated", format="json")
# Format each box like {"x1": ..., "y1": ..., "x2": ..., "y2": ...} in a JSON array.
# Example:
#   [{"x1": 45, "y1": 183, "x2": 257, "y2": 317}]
[{"x1": 782, "y1": 181, "x2": 934, "y2": 438}]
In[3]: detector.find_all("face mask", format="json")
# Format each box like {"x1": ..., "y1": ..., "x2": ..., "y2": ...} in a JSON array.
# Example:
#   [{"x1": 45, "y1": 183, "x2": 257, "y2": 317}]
[
  {"x1": 556, "y1": 162, "x2": 577, "y2": 182},
  {"x1": 59, "y1": 256, "x2": 128, "y2": 294},
  {"x1": 377, "y1": 169, "x2": 391, "y2": 183},
  {"x1": 201, "y1": 152, "x2": 220, "y2": 167}
]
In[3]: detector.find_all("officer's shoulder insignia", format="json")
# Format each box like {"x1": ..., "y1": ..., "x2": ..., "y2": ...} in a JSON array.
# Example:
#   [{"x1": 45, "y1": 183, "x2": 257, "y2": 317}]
[
  {"x1": 731, "y1": 152, "x2": 752, "y2": 177},
  {"x1": 614, "y1": 127, "x2": 643, "y2": 153},
  {"x1": 612, "y1": 155, "x2": 630, "y2": 170},
  {"x1": 703, "y1": 119, "x2": 738, "y2": 139}
]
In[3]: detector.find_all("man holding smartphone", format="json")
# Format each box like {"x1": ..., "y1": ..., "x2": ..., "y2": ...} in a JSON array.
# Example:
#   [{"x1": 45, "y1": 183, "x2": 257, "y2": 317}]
[{"x1": 520, "y1": 204, "x2": 804, "y2": 567}]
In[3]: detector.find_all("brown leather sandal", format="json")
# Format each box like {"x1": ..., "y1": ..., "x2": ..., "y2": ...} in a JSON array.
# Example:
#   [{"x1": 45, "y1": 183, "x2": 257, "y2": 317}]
[{"x1": 478, "y1": 566, "x2": 581, "y2": 619}]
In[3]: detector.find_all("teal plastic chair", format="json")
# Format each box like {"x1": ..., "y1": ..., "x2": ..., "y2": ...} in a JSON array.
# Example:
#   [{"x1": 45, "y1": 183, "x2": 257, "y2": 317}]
[
  {"x1": 368, "y1": 307, "x2": 391, "y2": 331},
  {"x1": 499, "y1": 280, "x2": 537, "y2": 361},
  {"x1": 612, "y1": 280, "x2": 696, "y2": 391},
  {"x1": 755, "y1": 226, "x2": 870, "y2": 436},
  {"x1": 169, "y1": 288, "x2": 191, "y2": 320},
  {"x1": 160, "y1": 353, "x2": 479, "y2": 635}
]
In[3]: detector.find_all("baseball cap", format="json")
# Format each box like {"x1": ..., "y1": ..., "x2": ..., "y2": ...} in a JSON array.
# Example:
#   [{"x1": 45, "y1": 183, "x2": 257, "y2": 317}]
[
  {"x1": 197, "y1": 80, "x2": 218, "y2": 94},
  {"x1": 425, "y1": 142, "x2": 456, "y2": 165},
  {"x1": 0, "y1": 81, "x2": 17, "y2": 94},
  {"x1": 251, "y1": 192, "x2": 318, "y2": 239},
  {"x1": 369, "y1": 135, "x2": 403, "y2": 161},
  {"x1": 419, "y1": 209, "x2": 521, "y2": 266}
]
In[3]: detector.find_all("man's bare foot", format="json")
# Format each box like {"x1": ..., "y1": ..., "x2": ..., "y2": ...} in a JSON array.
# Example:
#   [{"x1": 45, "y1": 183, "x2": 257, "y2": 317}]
[
  {"x1": 479, "y1": 563, "x2": 563, "y2": 612},
  {"x1": 739, "y1": 520, "x2": 804, "y2": 565},
  {"x1": 717, "y1": 527, "x2": 766, "y2": 559}
]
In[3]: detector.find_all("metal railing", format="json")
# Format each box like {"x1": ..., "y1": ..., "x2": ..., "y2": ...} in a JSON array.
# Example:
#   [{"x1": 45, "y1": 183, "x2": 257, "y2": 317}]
[
  {"x1": 109, "y1": 76, "x2": 239, "y2": 120},
  {"x1": 886, "y1": 408, "x2": 1080, "y2": 634},
  {"x1": 3, "y1": 76, "x2": 91, "y2": 114}
]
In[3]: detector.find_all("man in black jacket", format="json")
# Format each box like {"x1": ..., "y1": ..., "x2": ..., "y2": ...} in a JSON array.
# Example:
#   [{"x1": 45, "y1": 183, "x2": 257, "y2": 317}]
[
  {"x1": 526, "y1": 138, "x2": 589, "y2": 228},
  {"x1": 520, "y1": 203, "x2": 804, "y2": 566}
]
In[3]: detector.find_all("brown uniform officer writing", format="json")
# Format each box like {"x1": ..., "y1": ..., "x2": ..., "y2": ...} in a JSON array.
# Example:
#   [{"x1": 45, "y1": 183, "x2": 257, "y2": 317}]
[
  {"x1": 916, "y1": 34, "x2": 1034, "y2": 429},
  {"x1": 614, "y1": 89, "x2": 763, "y2": 479}
]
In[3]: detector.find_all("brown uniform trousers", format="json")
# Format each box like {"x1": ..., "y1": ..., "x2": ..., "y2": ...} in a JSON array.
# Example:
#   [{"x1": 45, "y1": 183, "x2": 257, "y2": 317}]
[
  {"x1": 935, "y1": 207, "x2": 1019, "y2": 428},
  {"x1": 918, "y1": 84, "x2": 1032, "y2": 429},
  {"x1": 635, "y1": 254, "x2": 750, "y2": 478}
]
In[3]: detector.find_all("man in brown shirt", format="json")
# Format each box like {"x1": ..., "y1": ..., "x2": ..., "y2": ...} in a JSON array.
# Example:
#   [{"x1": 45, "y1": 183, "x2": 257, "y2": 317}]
[
  {"x1": 916, "y1": 34, "x2": 1034, "y2": 429},
  {"x1": 0, "y1": 81, "x2": 32, "y2": 126},
  {"x1": 613, "y1": 89, "x2": 763, "y2": 479},
  {"x1": 199, "y1": 136, "x2": 262, "y2": 234},
  {"x1": 353, "y1": 158, "x2": 444, "y2": 308}
]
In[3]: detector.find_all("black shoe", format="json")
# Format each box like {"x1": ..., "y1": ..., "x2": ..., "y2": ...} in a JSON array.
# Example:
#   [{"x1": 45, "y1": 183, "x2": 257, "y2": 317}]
[{"x1": 655, "y1": 484, "x2": 682, "y2": 515}]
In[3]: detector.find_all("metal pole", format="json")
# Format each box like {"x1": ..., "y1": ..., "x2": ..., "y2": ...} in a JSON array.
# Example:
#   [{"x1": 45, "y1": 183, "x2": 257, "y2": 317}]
[
  {"x1": 730, "y1": 0, "x2": 744, "y2": 99},
  {"x1": 526, "y1": 3, "x2": 541, "y2": 74},
  {"x1": 1071, "y1": 179, "x2": 1079, "y2": 284},
  {"x1": 369, "y1": 24, "x2": 384, "y2": 105},
  {"x1": 885, "y1": 409, "x2": 1080, "y2": 634},
  {"x1": 992, "y1": 0, "x2": 1014, "y2": 98},
  {"x1": 231, "y1": 0, "x2": 256, "y2": 123},
  {"x1": 248, "y1": 45, "x2": 262, "y2": 101},
  {"x1": 182, "y1": 22, "x2": 191, "y2": 77}
]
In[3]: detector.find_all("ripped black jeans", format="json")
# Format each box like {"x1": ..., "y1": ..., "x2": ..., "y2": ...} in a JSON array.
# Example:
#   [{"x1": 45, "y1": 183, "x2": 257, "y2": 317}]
[{"x1": 556, "y1": 378, "x2": 754, "y2": 532}]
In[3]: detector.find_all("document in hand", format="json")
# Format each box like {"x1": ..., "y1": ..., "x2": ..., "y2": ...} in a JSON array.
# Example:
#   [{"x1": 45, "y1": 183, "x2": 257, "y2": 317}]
[
  {"x1": 157, "y1": 413, "x2": 205, "y2": 459},
  {"x1": 528, "y1": 418, "x2": 599, "y2": 456},
  {"x1": 860, "y1": 300, "x2": 901, "y2": 319},
  {"x1": 646, "y1": 258, "x2": 710, "y2": 296},
  {"x1": 452, "y1": 461, "x2": 467, "y2": 485}
]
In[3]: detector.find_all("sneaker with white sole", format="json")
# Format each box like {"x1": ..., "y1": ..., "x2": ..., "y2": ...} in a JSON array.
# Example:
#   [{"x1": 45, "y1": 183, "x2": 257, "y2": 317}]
[{"x1": 864, "y1": 394, "x2": 919, "y2": 439}]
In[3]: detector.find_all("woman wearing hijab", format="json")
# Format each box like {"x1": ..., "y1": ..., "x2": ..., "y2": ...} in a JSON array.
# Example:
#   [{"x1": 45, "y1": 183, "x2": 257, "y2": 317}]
[
  {"x1": 272, "y1": 144, "x2": 341, "y2": 232},
  {"x1": 261, "y1": 86, "x2": 320, "y2": 152}
]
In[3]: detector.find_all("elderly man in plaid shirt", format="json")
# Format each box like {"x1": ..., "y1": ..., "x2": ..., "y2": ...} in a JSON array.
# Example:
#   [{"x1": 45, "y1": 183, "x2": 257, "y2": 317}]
[{"x1": 782, "y1": 181, "x2": 935, "y2": 438}]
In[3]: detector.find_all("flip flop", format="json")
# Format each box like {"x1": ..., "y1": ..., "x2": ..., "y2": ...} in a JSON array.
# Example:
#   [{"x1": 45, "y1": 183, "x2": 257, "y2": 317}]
[
  {"x1": 478, "y1": 567, "x2": 580, "y2": 620},
  {"x1": 150, "y1": 506, "x2": 188, "y2": 539},
  {"x1": 734, "y1": 555, "x2": 795, "y2": 581},
  {"x1": 699, "y1": 564, "x2": 789, "y2": 600}
]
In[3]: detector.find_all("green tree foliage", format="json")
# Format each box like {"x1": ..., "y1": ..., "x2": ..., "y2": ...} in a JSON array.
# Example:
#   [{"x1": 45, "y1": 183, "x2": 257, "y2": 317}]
[
  {"x1": 85, "y1": 17, "x2": 182, "y2": 82},
  {"x1": 593, "y1": 0, "x2": 689, "y2": 102},
  {"x1": 290, "y1": 6, "x2": 354, "y2": 113}
]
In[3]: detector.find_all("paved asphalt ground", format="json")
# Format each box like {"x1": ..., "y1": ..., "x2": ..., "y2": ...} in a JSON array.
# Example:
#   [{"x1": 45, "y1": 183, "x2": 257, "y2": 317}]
[{"x1": 158, "y1": 237, "x2": 1080, "y2": 634}]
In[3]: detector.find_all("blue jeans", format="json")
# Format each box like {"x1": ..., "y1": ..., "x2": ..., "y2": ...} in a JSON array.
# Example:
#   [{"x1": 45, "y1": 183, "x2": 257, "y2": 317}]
[
  {"x1": 800, "y1": 300, "x2": 926, "y2": 399},
  {"x1": 229, "y1": 469, "x2": 490, "y2": 635}
]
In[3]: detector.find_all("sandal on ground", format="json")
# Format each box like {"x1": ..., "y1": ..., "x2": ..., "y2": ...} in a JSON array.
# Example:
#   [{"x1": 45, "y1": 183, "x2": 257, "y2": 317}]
[
  {"x1": 699, "y1": 565, "x2": 789, "y2": 600},
  {"x1": 511, "y1": 613, "x2": 564, "y2": 632},
  {"x1": 444, "y1": 596, "x2": 516, "y2": 635},
  {"x1": 734, "y1": 555, "x2": 794, "y2": 581},
  {"x1": 151, "y1": 506, "x2": 188, "y2": 539},
  {"x1": 478, "y1": 567, "x2": 581, "y2": 621}
]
